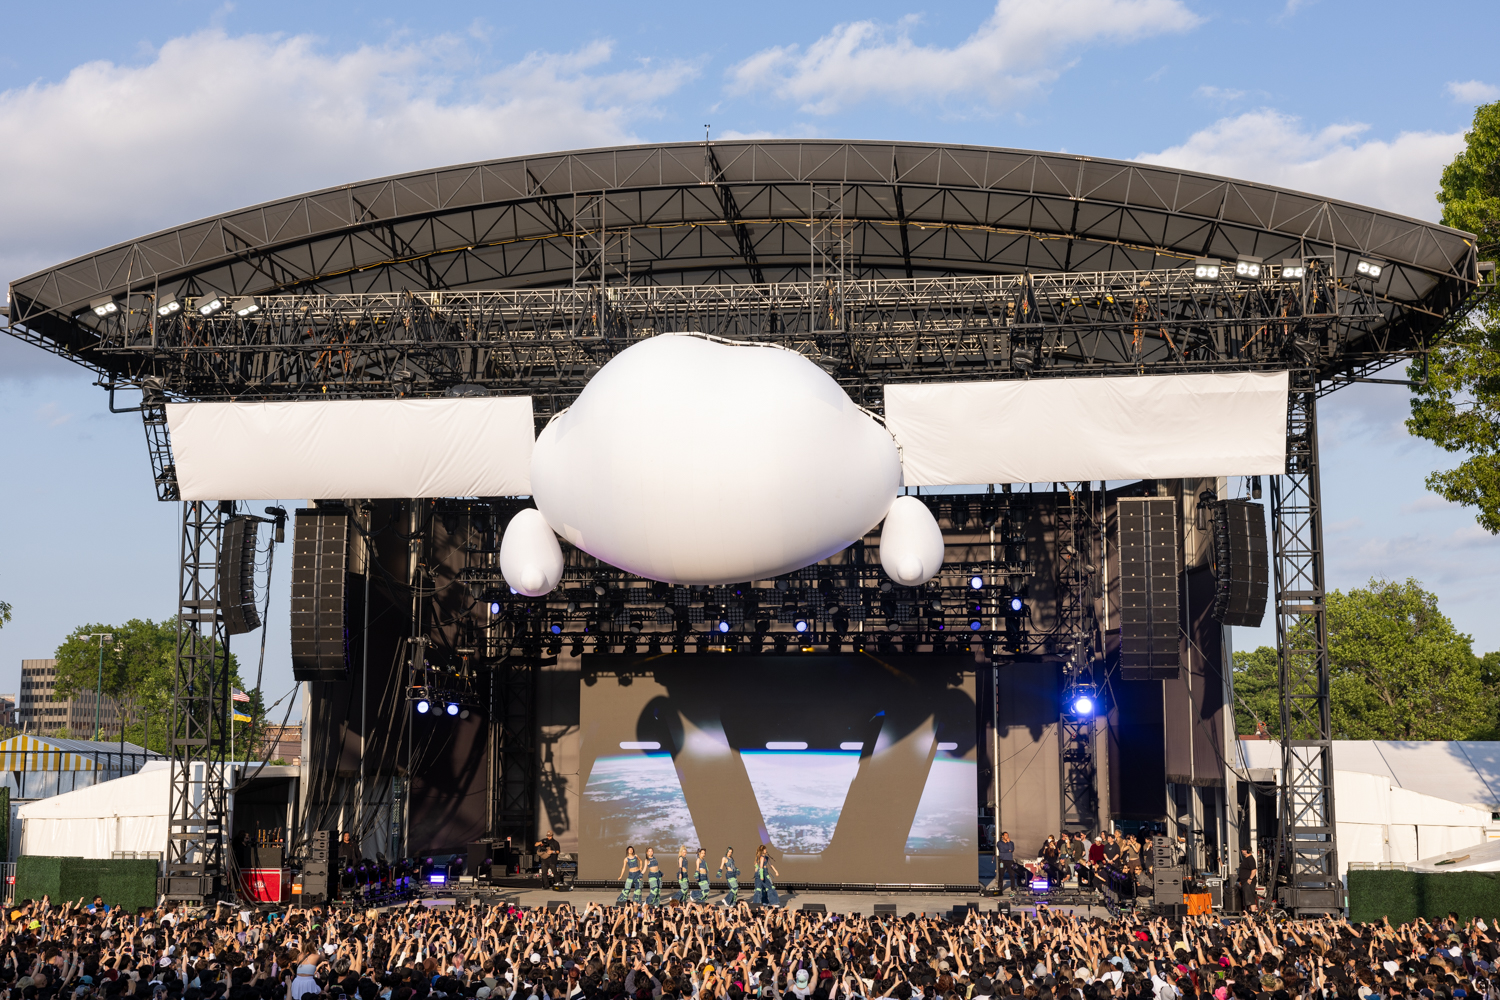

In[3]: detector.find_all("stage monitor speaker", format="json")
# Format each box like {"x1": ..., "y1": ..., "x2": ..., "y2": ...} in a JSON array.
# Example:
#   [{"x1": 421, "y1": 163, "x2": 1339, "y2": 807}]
[
  {"x1": 1210, "y1": 499, "x2": 1269, "y2": 628},
  {"x1": 1151, "y1": 834, "x2": 1175, "y2": 869},
  {"x1": 308, "y1": 828, "x2": 334, "y2": 861},
  {"x1": 291, "y1": 510, "x2": 351, "y2": 682},
  {"x1": 219, "y1": 516, "x2": 262, "y2": 636},
  {"x1": 467, "y1": 842, "x2": 493, "y2": 879},
  {"x1": 1117, "y1": 496, "x2": 1180, "y2": 680},
  {"x1": 1153, "y1": 866, "x2": 1184, "y2": 904}
]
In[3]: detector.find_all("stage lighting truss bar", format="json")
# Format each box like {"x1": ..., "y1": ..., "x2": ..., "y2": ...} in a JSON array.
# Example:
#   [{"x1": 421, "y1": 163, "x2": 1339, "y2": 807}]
[{"x1": 66, "y1": 265, "x2": 1402, "y2": 410}]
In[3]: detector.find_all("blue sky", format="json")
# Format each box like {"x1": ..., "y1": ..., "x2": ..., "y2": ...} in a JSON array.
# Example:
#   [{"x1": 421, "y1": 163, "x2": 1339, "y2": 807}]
[{"x1": 2, "y1": 0, "x2": 1498, "y2": 713}]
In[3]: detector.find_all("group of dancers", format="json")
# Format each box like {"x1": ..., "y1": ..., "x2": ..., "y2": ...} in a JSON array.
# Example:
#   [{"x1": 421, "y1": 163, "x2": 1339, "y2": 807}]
[{"x1": 615, "y1": 844, "x2": 781, "y2": 906}]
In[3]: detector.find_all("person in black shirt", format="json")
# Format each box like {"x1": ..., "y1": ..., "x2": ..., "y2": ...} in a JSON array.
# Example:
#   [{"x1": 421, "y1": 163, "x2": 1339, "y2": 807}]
[
  {"x1": 1236, "y1": 847, "x2": 1258, "y2": 912},
  {"x1": 535, "y1": 830, "x2": 561, "y2": 887}
]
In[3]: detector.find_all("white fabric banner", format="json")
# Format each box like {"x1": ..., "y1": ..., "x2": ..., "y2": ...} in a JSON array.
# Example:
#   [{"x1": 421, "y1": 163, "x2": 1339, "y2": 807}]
[
  {"x1": 166, "y1": 397, "x2": 535, "y2": 500},
  {"x1": 885, "y1": 371, "x2": 1288, "y2": 486}
]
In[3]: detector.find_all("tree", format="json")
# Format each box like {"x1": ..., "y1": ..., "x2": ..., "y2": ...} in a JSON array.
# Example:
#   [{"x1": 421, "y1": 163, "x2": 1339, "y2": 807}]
[
  {"x1": 1327, "y1": 578, "x2": 1488, "y2": 740},
  {"x1": 1407, "y1": 100, "x2": 1500, "y2": 533},
  {"x1": 1231, "y1": 579, "x2": 1493, "y2": 740},
  {"x1": 0, "y1": 601, "x2": 11, "y2": 629},
  {"x1": 53, "y1": 617, "x2": 244, "y2": 748}
]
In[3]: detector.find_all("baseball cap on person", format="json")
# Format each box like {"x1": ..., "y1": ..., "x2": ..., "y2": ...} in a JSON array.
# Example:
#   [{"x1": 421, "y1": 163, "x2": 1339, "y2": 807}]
[{"x1": 795, "y1": 971, "x2": 810, "y2": 987}]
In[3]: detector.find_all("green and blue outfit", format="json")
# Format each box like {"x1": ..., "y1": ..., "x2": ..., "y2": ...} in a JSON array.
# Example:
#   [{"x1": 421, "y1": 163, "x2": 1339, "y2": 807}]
[
  {"x1": 645, "y1": 853, "x2": 663, "y2": 905},
  {"x1": 677, "y1": 855, "x2": 690, "y2": 901},
  {"x1": 754, "y1": 854, "x2": 779, "y2": 906},
  {"x1": 718, "y1": 854, "x2": 740, "y2": 905},
  {"x1": 694, "y1": 856, "x2": 710, "y2": 902},
  {"x1": 617, "y1": 853, "x2": 642, "y2": 904}
]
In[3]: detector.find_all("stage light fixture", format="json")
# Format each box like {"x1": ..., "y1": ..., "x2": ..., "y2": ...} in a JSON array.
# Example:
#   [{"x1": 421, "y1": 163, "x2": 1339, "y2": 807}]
[
  {"x1": 717, "y1": 619, "x2": 731, "y2": 634},
  {"x1": 197, "y1": 292, "x2": 225, "y2": 316},
  {"x1": 489, "y1": 601, "x2": 501, "y2": 615},
  {"x1": 550, "y1": 623, "x2": 562, "y2": 635},
  {"x1": 459, "y1": 709, "x2": 471, "y2": 720},
  {"x1": 647, "y1": 637, "x2": 661, "y2": 655},
  {"x1": 1251, "y1": 475, "x2": 1263, "y2": 500},
  {"x1": 1071, "y1": 693, "x2": 1095, "y2": 716},
  {"x1": 232, "y1": 296, "x2": 260, "y2": 317},
  {"x1": 446, "y1": 702, "x2": 460, "y2": 716},
  {"x1": 1280, "y1": 259, "x2": 1306, "y2": 280},
  {"x1": 832, "y1": 612, "x2": 849, "y2": 633},
  {"x1": 969, "y1": 619, "x2": 983, "y2": 631},
  {"x1": 755, "y1": 618, "x2": 770, "y2": 633},
  {"x1": 1012, "y1": 346, "x2": 1036, "y2": 372},
  {"x1": 1008, "y1": 596, "x2": 1024, "y2": 614},
  {"x1": 89, "y1": 296, "x2": 120, "y2": 318},
  {"x1": 416, "y1": 699, "x2": 430, "y2": 714},
  {"x1": 1234, "y1": 255, "x2": 1262, "y2": 280},
  {"x1": 1356, "y1": 258, "x2": 1385, "y2": 280},
  {"x1": 156, "y1": 293, "x2": 181, "y2": 317},
  {"x1": 969, "y1": 575, "x2": 985, "y2": 590},
  {"x1": 1193, "y1": 258, "x2": 1221, "y2": 280},
  {"x1": 570, "y1": 638, "x2": 584, "y2": 656},
  {"x1": 794, "y1": 617, "x2": 809, "y2": 633}
]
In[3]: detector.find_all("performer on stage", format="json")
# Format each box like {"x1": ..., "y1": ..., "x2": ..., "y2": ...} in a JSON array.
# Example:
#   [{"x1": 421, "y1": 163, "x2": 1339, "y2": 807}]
[
  {"x1": 753, "y1": 845, "x2": 780, "y2": 906},
  {"x1": 644, "y1": 847, "x2": 663, "y2": 905},
  {"x1": 535, "y1": 829, "x2": 560, "y2": 888},
  {"x1": 693, "y1": 848, "x2": 711, "y2": 902},
  {"x1": 616, "y1": 845, "x2": 642, "y2": 904},
  {"x1": 717, "y1": 847, "x2": 740, "y2": 905},
  {"x1": 676, "y1": 845, "x2": 691, "y2": 901}
]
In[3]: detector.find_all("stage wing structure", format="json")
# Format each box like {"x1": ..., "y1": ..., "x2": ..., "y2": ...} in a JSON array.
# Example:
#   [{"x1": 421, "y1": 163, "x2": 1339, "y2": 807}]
[
  {"x1": 885, "y1": 371, "x2": 1289, "y2": 486},
  {"x1": 165, "y1": 396, "x2": 535, "y2": 500}
]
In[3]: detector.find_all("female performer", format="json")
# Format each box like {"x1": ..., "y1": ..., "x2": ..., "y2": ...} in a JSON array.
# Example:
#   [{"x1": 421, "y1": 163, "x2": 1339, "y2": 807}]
[
  {"x1": 616, "y1": 845, "x2": 642, "y2": 904},
  {"x1": 753, "y1": 845, "x2": 780, "y2": 906},
  {"x1": 717, "y1": 846, "x2": 740, "y2": 905},
  {"x1": 676, "y1": 845, "x2": 691, "y2": 901},
  {"x1": 693, "y1": 847, "x2": 711, "y2": 902},
  {"x1": 644, "y1": 846, "x2": 664, "y2": 906}
]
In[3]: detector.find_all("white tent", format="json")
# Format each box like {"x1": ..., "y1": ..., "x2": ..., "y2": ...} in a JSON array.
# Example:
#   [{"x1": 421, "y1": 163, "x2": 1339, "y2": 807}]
[{"x1": 16, "y1": 766, "x2": 170, "y2": 859}]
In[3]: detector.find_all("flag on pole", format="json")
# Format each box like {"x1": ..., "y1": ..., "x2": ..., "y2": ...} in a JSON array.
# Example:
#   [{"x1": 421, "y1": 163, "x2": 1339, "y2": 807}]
[
  {"x1": 233, "y1": 713, "x2": 253, "y2": 724},
  {"x1": 232, "y1": 690, "x2": 251, "y2": 703}
]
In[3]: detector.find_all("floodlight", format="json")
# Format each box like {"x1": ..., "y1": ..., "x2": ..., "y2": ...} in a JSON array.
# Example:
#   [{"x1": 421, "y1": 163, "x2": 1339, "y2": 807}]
[
  {"x1": 550, "y1": 623, "x2": 562, "y2": 635},
  {"x1": 1234, "y1": 256, "x2": 1262, "y2": 280},
  {"x1": 1193, "y1": 258, "x2": 1221, "y2": 280},
  {"x1": 90, "y1": 297, "x2": 119, "y2": 317},
  {"x1": 717, "y1": 619, "x2": 730, "y2": 633},
  {"x1": 1355, "y1": 258, "x2": 1385, "y2": 280},
  {"x1": 969, "y1": 575, "x2": 985, "y2": 590},
  {"x1": 232, "y1": 296, "x2": 260, "y2": 317},
  {"x1": 1009, "y1": 596, "x2": 1024, "y2": 614},
  {"x1": 416, "y1": 699, "x2": 430, "y2": 714},
  {"x1": 969, "y1": 619, "x2": 983, "y2": 631},
  {"x1": 446, "y1": 702, "x2": 460, "y2": 716},
  {"x1": 156, "y1": 293, "x2": 182, "y2": 317},
  {"x1": 794, "y1": 617, "x2": 809, "y2": 633},
  {"x1": 489, "y1": 602, "x2": 500, "y2": 615},
  {"x1": 1071, "y1": 694, "x2": 1095, "y2": 716},
  {"x1": 197, "y1": 292, "x2": 225, "y2": 316},
  {"x1": 1280, "y1": 259, "x2": 1306, "y2": 280}
]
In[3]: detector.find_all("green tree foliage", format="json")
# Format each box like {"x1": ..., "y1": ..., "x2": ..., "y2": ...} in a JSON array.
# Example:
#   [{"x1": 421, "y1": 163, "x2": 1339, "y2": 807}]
[
  {"x1": 1408, "y1": 100, "x2": 1500, "y2": 532},
  {"x1": 1231, "y1": 579, "x2": 1493, "y2": 740},
  {"x1": 0, "y1": 601, "x2": 11, "y2": 628},
  {"x1": 53, "y1": 618, "x2": 247, "y2": 749}
]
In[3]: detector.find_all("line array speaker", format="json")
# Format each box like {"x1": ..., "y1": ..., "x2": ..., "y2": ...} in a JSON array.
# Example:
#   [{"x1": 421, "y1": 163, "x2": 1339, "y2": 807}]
[
  {"x1": 218, "y1": 516, "x2": 261, "y2": 636},
  {"x1": 1210, "y1": 499, "x2": 1269, "y2": 628},
  {"x1": 291, "y1": 511, "x2": 350, "y2": 682},
  {"x1": 1117, "y1": 496, "x2": 1180, "y2": 680}
]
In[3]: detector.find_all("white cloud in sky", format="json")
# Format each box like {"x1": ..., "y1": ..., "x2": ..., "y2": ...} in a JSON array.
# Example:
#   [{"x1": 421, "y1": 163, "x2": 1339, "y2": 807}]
[
  {"x1": 0, "y1": 30, "x2": 695, "y2": 284},
  {"x1": 728, "y1": 0, "x2": 1200, "y2": 114},
  {"x1": 1137, "y1": 110, "x2": 1463, "y2": 222},
  {"x1": 1447, "y1": 80, "x2": 1500, "y2": 104}
]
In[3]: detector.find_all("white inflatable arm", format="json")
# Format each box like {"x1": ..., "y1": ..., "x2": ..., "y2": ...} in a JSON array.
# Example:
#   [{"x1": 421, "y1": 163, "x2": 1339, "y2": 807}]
[
  {"x1": 498, "y1": 507, "x2": 565, "y2": 597},
  {"x1": 878, "y1": 495, "x2": 945, "y2": 586}
]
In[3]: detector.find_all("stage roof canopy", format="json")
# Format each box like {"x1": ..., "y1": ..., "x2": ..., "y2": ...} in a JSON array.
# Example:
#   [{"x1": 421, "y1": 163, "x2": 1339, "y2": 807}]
[{"x1": 6, "y1": 139, "x2": 1480, "y2": 377}]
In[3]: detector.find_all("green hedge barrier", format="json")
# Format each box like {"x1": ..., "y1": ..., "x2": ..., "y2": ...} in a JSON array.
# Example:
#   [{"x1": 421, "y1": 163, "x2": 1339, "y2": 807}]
[
  {"x1": 1348, "y1": 869, "x2": 1500, "y2": 924},
  {"x1": 14, "y1": 857, "x2": 157, "y2": 911}
]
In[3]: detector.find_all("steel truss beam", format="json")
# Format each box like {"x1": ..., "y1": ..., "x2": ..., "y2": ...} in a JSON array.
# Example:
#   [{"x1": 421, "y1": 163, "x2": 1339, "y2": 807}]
[
  {"x1": 1056, "y1": 484, "x2": 1100, "y2": 834},
  {"x1": 53, "y1": 266, "x2": 1398, "y2": 417},
  {"x1": 164, "y1": 500, "x2": 233, "y2": 903},
  {"x1": 1270, "y1": 372, "x2": 1340, "y2": 914}
]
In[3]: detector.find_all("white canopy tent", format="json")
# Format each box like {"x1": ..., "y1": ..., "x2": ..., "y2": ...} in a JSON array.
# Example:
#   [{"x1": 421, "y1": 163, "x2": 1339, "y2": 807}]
[{"x1": 16, "y1": 766, "x2": 171, "y2": 859}]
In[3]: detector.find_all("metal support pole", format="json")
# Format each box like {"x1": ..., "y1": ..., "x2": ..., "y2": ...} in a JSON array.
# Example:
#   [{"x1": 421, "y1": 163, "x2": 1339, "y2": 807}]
[{"x1": 1270, "y1": 371, "x2": 1340, "y2": 914}]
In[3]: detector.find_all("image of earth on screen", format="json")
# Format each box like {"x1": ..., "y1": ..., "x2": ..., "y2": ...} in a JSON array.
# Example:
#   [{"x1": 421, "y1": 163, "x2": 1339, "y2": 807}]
[{"x1": 578, "y1": 654, "x2": 977, "y2": 885}]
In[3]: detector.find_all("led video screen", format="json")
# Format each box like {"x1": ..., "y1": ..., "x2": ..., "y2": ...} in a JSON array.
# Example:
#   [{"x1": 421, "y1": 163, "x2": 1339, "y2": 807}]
[{"x1": 578, "y1": 654, "x2": 977, "y2": 885}]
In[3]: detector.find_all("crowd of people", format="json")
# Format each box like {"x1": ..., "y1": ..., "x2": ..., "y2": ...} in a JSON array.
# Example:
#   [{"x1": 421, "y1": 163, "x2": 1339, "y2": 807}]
[{"x1": 0, "y1": 894, "x2": 1493, "y2": 1000}]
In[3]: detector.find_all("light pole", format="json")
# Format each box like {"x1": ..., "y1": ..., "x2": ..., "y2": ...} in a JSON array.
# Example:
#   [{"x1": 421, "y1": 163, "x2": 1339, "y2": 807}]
[{"x1": 83, "y1": 633, "x2": 113, "y2": 740}]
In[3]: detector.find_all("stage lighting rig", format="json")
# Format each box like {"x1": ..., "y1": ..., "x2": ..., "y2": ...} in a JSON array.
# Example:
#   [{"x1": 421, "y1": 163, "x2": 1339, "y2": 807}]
[
  {"x1": 232, "y1": 297, "x2": 260, "y2": 317},
  {"x1": 1280, "y1": 259, "x2": 1306, "y2": 280},
  {"x1": 1355, "y1": 257, "x2": 1386, "y2": 280},
  {"x1": 1193, "y1": 258, "x2": 1222, "y2": 280},
  {"x1": 196, "y1": 292, "x2": 225, "y2": 316},
  {"x1": 89, "y1": 296, "x2": 119, "y2": 317},
  {"x1": 969, "y1": 575, "x2": 985, "y2": 590},
  {"x1": 1234, "y1": 256, "x2": 1263, "y2": 280},
  {"x1": 155, "y1": 293, "x2": 181, "y2": 317},
  {"x1": 1067, "y1": 687, "x2": 1097, "y2": 718}
]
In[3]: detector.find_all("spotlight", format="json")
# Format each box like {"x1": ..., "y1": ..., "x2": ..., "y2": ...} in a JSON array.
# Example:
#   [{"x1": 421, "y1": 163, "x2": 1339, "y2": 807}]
[
  {"x1": 832, "y1": 612, "x2": 849, "y2": 633},
  {"x1": 489, "y1": 602, "x2": 501, "y2": 615},
  {"x1": 1234, "y1": 256, "x2": 1262, "y2": 280},
  {"x1": 1251, "y1": 475, "x2": 1263, "y2": 500},
  {"x1": 794, "y1": 617, "x2": 809, "y2": 633},
  {"x1": 1070, "y1": 692, "x2": 1096, "y2": 717},
  {"x1": 1009, "y1": 596, "x2": 1024, "y2": 614},
  {"x1": 1355, "y1": 258, "x2": 1385, "y2": 280},
  {"x1": 570, "y1": 639, "x2": 584, "y2": 656},
  {"x1": 1193, "y1": 258, "x2": 1221, "y2": 280},
  {"x1": 446, "y1": 702, "x2": 460, "y2": 716},
  {"x1": 969, "y1": 619, "x2": 983, "y2": 631},
  {"x1": 1012, "y1": 346, "x2": 1036, "y2": 373},
  {"x1": 717, "y1": 619, "x2": 731, "y2": 634},
  {"x1": 459, "y1": 709, "x2": 471, "y2": 720},
  {"x1": 969, "y1": 575, "x2": 985, "y2": 590},
  {"x1": 416, "y1": 699, "x2": 431, "y2": 714},
  {"x1": 1280, "y1": 259, "x2": 1306, "y2": 280},
  {"x1": 156, "y1": 293, "x2": 181, "y2": 317},
  {"x1": 196, "y1": 292, "x2": 225, "y2": 316},
  {"x1": 232, "y1": 296, "x2": 260, "y2": 317},
  {"x1": 550, "y1": 623, "x2": 562, "y2": 635},
  {"x1": 89, "y1": 296, "x2": 120, "y2": 318}
]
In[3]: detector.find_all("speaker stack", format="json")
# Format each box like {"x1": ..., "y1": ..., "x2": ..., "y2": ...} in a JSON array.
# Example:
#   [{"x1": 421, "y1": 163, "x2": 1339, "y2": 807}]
[
  {"x1": 218, "y1": 516, "x2": 262, "y2": 636},
  {"x1": 302, "y1": 829, "x2": 334, "y2": 902},
  {"x1": 1209, "y1": 499, "x2": 1269, "y2": 628},
  {"x1": 1117, "y1": 497, "x2": 1181, "y2": 680},
  {"x1": 291, "y1": 509, "x2": 351, "y2": 682}
]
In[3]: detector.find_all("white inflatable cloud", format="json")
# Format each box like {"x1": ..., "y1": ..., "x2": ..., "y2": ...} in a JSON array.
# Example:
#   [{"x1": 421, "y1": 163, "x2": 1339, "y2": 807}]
[
  {"x1": 530, "y1": 333, "x2": 902, "y2": 586},
  {"x1": 878, "y1": 495, "x2": 945, "y2": 586},
  {"x1": 498, "y1": 507, "x2": 565, "y2": 596}
]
